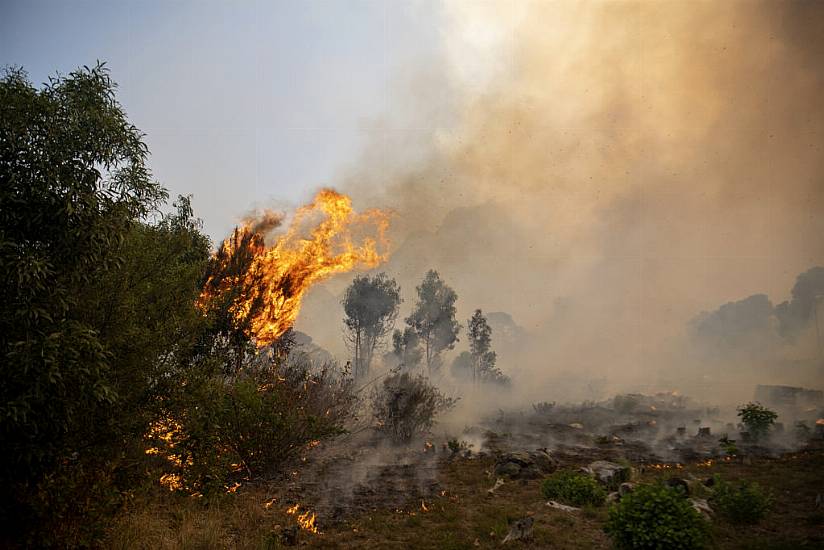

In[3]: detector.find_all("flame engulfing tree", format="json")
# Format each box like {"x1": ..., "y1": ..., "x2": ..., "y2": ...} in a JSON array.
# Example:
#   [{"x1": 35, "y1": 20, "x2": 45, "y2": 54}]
[
  {"x1": 198, "y1": 189, "x2": 390, "y2": 352},
  {"x1": 405, "y1": 270, "x2": 461, "y2": 374},
  {"x1": 342, "y1": 273, "x2": 401, "y2": 379}
]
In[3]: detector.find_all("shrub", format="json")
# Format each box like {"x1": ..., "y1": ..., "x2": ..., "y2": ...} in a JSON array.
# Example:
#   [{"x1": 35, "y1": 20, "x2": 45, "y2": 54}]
[
  {"x1": 737, "y1": 402, "x2": 777, "y2": 441},
  {"x1": 606, "y1": 484, "x2": 709, "y2": 550},
  {"x1": 153, "y1": 357, "x2": 356, "y2": 495},
  {"x1": 541, "y1": 470, "x2": 606, "y2": 506},
  {"x1": 372, "y1": 372, "x2": 456, "y2": 443},
  {"x1": 711, "y1": 475, "x2": 772, "y2": 524}
]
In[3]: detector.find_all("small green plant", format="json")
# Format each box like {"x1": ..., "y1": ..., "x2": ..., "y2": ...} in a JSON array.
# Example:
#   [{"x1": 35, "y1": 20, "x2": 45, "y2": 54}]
[
  {"x1": 711, "y1": 475, "x2": 772, "y2": 524},
  {"x1": 446, "y1": 438, "x2": 471, "y2": 453},
  {"x1": 718, "y1": 436, "x2": 738, "y2": 456},
  {"x1": 541, "y1": 470, "x2": 606, "y2": 506},
  {"x1": 737, "y1": 402, "x2": 777, "y2": 441},
  {"x1": 605, "y1": 483, "x2": 709, "y2": 550}
]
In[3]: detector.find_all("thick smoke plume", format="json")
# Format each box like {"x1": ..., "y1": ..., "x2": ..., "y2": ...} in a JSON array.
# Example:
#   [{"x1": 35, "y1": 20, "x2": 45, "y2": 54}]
[{"x1": 298, "y1": 1, "x2": 824, "y2": 408}]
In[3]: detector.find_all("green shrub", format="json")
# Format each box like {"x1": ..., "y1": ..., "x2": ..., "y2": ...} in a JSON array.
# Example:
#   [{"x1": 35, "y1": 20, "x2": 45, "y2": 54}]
[
  {"x1": 711, "y1": 475, "x2": 772, "y2": 524},
  {"x1": 737, "y1": 402, "x2": 777, "y2": 441},
  {"x1": 541, "y1": 470, "x2": 606, "y2": 506},
  {"x1": 606, "y1": 484, "x2": 709, "y2": 550}
]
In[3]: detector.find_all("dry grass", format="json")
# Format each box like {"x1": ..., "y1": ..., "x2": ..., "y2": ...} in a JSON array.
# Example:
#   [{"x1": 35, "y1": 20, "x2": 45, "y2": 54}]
[{"x1": 105, "y1": 450, "x2": 824, "y2": 549}]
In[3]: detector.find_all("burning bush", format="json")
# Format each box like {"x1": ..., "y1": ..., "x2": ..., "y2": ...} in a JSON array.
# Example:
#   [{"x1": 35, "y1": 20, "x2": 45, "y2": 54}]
[
  {"x1": 710, "y1": 475, "x2": 772, "y2": 525},
  {"x1": 541, "y1": 470, "x2": 606, "y2": 506},
  {"x1": 372, "y1": 372, "x2": 456, "y2": 443},
  {"x1": 605, "y1": 484, "x2": 709, "y2": 550},
  {"x1": 155, "y1": 356, "x2": 356, "y2": 495}
]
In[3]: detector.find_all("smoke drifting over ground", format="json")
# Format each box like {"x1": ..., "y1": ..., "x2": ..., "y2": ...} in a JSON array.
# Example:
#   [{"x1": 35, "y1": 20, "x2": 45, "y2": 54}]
[{"x1": 298, "y1": 1, "x2": 824, "y2": 408}]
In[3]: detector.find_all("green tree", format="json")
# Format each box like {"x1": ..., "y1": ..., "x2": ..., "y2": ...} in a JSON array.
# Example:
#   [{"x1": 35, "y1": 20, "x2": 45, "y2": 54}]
[
  {"x1": 405, "y1": 270, "x2": 461, "y2": 374},
  {"x1": 0, "y1": 64, "x2": 206, "y2": 545},
  {"x1": 737, "y1": 402, "x2": 778, "y2": 441},
  {"x1": 342, "y1": 273, "x2": 401, "y2": 378}
]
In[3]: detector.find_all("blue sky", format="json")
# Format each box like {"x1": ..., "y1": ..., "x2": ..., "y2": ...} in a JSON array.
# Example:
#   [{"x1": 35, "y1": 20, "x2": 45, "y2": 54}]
[{"x1": 1, "y1": 0, "x2": 445, "y2": 241}]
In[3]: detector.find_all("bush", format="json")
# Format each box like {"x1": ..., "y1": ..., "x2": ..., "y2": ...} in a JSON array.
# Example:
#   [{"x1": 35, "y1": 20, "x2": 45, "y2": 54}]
[
  {"x1": 372, "y1": 372, "x2": 456, "y2": 443},
  {"x1": 737, "y1": 402, "x2": 778, "y2": 441},
  {"x1": 606, "y1": 484, "x2": 710, "y2": 550},
  {"x1": 541, "y1": 470, "x2": 607, "y2": 506},
  {"x1": 153, "y1": 357, "x2": 356, "y2": 495},
  {"x1": 711, "y1": 475, "x2": 772, "y2": 524}
]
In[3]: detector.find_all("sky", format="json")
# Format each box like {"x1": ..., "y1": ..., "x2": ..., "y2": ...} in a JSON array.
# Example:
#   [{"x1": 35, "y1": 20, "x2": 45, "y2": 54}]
[
  {"x1": 1, "y1": 0, "x2": 445, "y2": 241},
  {"x1": 3, "y1": 1, "x2": 823, "y2": 402}
]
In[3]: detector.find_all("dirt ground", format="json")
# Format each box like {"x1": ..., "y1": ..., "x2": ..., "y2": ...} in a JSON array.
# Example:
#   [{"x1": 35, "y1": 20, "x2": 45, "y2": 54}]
[{"x1": 107, "y1": 443, "x2": 824, "y2": 549}]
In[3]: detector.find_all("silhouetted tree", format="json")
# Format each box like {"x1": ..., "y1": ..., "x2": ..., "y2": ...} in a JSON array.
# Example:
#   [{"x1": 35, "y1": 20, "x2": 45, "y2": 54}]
[
  {"x1": 342, "y1": 273, "x2": 401, "y2": 378},
  {"x1": 467, "y1": 309, "x2": 496, "y2": 384},
  {"x1": 405, "y1": 270, "x2": 460, "y2": 374},
  {"x1": 388, "y1": 326, "x2": 424, "y2": 370}
]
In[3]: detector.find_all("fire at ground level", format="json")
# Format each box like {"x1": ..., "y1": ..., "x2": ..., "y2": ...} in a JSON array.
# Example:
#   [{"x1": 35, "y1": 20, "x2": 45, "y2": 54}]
[{"x1": 108, "y1": 386, "x2": 824, "y2": 548}]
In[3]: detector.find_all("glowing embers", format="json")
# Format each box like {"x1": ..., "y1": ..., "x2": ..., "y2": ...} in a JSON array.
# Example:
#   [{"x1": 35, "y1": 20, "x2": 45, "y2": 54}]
[
  {"x1": 286, "y1": 503, "x2": 319, "y2": 533},
  {"x1": 199, "y1": 189, "x2": 390, "y2": 347}
]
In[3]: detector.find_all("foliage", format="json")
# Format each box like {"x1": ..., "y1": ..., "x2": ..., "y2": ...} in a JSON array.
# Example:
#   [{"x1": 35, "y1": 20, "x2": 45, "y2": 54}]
[
  {"x1": 605, "y1": 483, "x2": 710, "y2": 550},
  {"x1": 342, "y1": 273, "x2": 401, "y2": 378},
  {"x1": 405, "y1": 270, "x2": 461, "y2": 374},
  {"x1": 388, "y1": 326, "x2": 424, "y2": 370},
  {"x1": 711, "y1": 475, "x2": 772, "y2": 524},
  {"x1": 155, "y1": 356, "x2": 355, "y2": 495},
  {"x1": 0, "y1": 64, "x2": 202, "y2": 545},
  {"x1": 541, "y1": 470, "x2": 606, "y2": 506},
  {"x1": 372, "y1": 372, "x2": 456, "y2": 443},
  {"x1": 737, "y1": 402, "x2": 778, "y2": 440}
]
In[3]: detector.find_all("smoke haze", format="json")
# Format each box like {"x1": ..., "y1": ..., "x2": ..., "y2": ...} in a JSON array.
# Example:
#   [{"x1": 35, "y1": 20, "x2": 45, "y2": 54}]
[{"x1": 297, "y1": 0, "x2": 824, "y2": 407}]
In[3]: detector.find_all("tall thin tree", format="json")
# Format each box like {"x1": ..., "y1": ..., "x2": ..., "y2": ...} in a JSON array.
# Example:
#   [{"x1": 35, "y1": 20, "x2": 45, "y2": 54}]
[{"x1": 342, "y1": 273, "x2": 401, "y2": 378}]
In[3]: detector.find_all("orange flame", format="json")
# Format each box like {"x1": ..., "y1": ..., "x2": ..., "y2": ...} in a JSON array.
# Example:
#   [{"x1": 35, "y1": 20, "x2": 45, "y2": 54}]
[
  {"x1": 200, "y1": 189, "x2": 390, "y2": 346},
  {"x1": 286, "y1": 504, "x2": 319, "y2": 533}
]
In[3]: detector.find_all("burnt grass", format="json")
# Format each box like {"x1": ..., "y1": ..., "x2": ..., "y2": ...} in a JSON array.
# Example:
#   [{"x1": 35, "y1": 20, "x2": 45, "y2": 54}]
[{"x1": 107, "y1": 445, "x2": 824, "y2": 549}]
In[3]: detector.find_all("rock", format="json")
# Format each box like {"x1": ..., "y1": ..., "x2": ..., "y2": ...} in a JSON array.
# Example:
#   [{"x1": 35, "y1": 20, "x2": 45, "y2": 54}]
[
  {"x1": 502, "y1": 516, "x2": 534, "y2": 543},
  {"x1": 689, "y1": 498, "x2": 713, "y2": 519},
  {"x1": 619, "y1": 482, "x2": 636, "y2": 496},
  {"x1": 584, "y1": 460, "x2": 631, "y2": 488},
  {"x1": 606, "y1": 491, "x2": 620, "y2": 504},
  {"x1": 547, "y1": 500, "x2": 580, "y2": 512},
  {"x1": 494, "y1": 449, "x2": 558, "y2": 479},
  {"x1": 665, "y1": 477, "x2": 690, "y2": 496},
  {"x1": 569, "y1": 422, "x2": 584, "y2": 429},
  {"x1": 487, "y1": 477, "x2": 505, "y2": 496}
]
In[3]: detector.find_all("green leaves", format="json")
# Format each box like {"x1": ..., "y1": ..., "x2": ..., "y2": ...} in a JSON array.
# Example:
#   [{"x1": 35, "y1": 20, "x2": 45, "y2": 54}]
[
  {"x1": 541, "y1": 470, "x2": 606, "y2": 506},
  {"x1": 605, "y1": 484, "x2": 709, "y2": 550},
  {"x1": 737, "y1": 402, "x2": 778, "y2": 440}
]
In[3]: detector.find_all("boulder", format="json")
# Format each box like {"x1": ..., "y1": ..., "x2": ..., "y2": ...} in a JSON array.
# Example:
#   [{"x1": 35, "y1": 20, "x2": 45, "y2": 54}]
[
  {"x1": 583, "y1": 460, "x2": 631, "y2": 488},
  {"x1": 689, "y1": 498, "x2": 713, "y2": 519},
  {"x1": 494, "y1": 449, "x2": 558, "y2": 479}
]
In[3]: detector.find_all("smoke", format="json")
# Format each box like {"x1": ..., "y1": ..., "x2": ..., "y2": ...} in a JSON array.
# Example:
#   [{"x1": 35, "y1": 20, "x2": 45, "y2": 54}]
[{"x1": 297, "y1": 1, "x2": 824, "y2": 409}]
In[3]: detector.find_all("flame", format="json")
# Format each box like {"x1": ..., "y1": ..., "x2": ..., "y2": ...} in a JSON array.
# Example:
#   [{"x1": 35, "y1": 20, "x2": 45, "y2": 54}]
[
  {"x1": 286, "y1": 504, "x2": 319, "y2": 533},
  {"x1": 816, "y1": 419, "x2": 824, "y2": 426},
  {"x1": 200, "y1": 189, "x2": 390, "y2": 346}
]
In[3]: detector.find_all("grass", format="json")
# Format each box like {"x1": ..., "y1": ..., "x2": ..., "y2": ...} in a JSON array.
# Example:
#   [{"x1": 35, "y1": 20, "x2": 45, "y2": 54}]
[{"x1": 106, "y1": 450, "x2": 824, "y2": 549}]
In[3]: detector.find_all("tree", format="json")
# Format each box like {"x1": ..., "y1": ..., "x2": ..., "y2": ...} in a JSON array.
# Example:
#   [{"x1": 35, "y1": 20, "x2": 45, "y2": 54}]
[
  {"x1": 737, "y1": 402, "x2": 778, "y2": 441},
  {"x1": 467, "y1": 309, "x2": 495, "y2": 384},
  {"x1": 405, "y1": 270, "x2": 461, "y2": 374},
  {"x1": 0, "y1": 64, "x2": 209, "y2": 545},
  {"x1": 389, "y1": 326, "x2": 424, "y2": 370},
  {"x1": 342, "y1": 273, "x2": 401, "y2": 378}
]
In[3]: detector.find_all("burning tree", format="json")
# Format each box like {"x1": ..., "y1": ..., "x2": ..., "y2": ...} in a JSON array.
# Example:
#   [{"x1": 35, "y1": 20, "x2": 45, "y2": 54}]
[
  {"x1": 342, "y1": 273, "x2": 401, "y2": 379},
  {"x1": 198, "y1": 189, "x2": 390, "y2": 352},
  {"x1": 405, "y1": 270, "x2": 461, "y2": 375}
]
